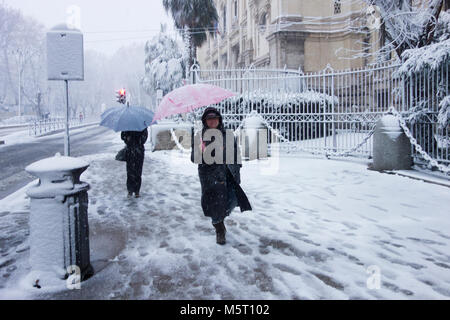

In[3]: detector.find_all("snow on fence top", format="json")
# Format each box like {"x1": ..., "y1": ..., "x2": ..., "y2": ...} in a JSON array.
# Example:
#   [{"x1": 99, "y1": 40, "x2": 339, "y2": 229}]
[{"x1": 224, "y1": 90, "x2": 338, "y2": 108}]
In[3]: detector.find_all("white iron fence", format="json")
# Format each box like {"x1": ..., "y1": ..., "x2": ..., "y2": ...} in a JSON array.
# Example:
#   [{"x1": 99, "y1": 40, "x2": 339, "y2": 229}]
[
  {"x1": 190, "y1": 61, "x2": 449, "y2": 172},
  {"x1": 28, "y1": 118, "x2": 82, "y2": 136}
]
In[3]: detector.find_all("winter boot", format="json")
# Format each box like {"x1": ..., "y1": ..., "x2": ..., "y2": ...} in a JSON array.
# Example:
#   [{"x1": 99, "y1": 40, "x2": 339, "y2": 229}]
[
  {"x1": 135, "y1": 192, "x2": 140, "y2": 198},
  {"x1": 127, "y1": 192, "x2": 133, "y2": 198},
  {"x1": 213, "y1": 221, "x2": 226, "y2": 245}
]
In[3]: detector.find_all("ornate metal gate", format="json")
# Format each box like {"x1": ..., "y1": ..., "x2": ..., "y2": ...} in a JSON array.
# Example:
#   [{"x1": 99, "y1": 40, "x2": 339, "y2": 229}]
[{"x1": 190, "y1": 61, "x2": 449, "y2": 174}]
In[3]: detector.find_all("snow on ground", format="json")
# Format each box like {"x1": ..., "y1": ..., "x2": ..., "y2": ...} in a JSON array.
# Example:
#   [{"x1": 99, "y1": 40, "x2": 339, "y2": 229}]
[{"x1": 0, "y1": 131, "x2": 449, "y2": 299}]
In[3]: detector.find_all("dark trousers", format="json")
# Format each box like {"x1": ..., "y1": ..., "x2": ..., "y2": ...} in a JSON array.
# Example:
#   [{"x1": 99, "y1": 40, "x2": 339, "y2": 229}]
[{"x1": 126, "y1": 148, "x2": 144, "y2": 194}]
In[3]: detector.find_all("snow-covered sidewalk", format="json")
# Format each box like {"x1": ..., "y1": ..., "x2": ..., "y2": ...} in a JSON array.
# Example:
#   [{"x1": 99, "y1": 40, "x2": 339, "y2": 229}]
[{"x1": 0, "y1": 132, "x2": 449, "y2": 299}]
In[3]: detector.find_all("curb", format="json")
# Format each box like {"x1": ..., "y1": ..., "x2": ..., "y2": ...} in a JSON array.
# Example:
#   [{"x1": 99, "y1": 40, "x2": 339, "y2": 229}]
[{"x1": 380, "y1": 170, "x2": 450, "y2": 188}]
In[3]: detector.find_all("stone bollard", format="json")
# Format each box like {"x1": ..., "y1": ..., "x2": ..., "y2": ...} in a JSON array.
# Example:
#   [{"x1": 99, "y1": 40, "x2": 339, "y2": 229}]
[
  {"x1": 241, "y1": 111, "x2": 268, "y2": 161},
  {"x1": 25, "y1": 153, "x2": 93, "y2": 287},
  {"x1": 373, "y1": 115, "x2": 412, "y2": 171}
]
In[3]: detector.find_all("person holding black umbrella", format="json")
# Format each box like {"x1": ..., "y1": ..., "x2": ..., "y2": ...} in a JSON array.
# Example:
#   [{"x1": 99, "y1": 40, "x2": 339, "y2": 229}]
[
  {"x1": 191, "y1": 107, "x2": 252, "y2": 245},
  {"x1": 121, "y1": 128, "x2": 148, "y2": 198}
]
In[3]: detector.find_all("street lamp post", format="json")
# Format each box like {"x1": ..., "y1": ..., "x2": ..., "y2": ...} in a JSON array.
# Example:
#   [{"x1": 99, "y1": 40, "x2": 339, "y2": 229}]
[
  {"x1": 64, "y1": 80, "x2": 70, "y2": 156},
  {"x1": 14, "y1": 49, "x2": 24, "y2": 118},
  {"x1": 18, "y1": 54, "x2": 21, "y2": 118}
]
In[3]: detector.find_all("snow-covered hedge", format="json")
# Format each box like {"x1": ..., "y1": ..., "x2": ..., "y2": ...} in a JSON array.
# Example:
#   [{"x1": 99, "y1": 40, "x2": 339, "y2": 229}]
[
  {"x1": 227, "y1": 90, "x2": 337, "y2": 111},
  {"x1": 217, "y1": 90, "x2": 337, "y2": 113},
  {"x1": 214, "y1": 90, "x2": 337, "y2": 141}
]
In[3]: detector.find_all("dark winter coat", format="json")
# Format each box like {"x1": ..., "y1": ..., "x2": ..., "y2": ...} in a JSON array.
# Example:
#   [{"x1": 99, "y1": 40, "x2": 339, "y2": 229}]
[
  {"x1": 191, "y1": 107, "x2": 252, "y2": 223},
  {"x1": 121, "y1": 128, "x2": 148, "y2": 194}
]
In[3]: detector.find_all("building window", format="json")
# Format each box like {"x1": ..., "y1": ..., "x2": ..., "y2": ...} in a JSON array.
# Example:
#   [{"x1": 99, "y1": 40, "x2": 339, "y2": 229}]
[
  {"x1": 232, "y1": 0, "x2": 239, "y2": 25},
  {"x1": 260, "y1": 13, "x2": 267, "y2": 26},
  {"x1": 221, "y1": 53, "x2": 228, "y2": 68},
  {"x1": 259, "y1": 13, "x2": 267, "y2": 33},
  {"x1": 222, "y1": 6, "x2": 227, "y2": 34},
  {"x1": 334, "y1": 0, "x2": 342, "y2": 14}
]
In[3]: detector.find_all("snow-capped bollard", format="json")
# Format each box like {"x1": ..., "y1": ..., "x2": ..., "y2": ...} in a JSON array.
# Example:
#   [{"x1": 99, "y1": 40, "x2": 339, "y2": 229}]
[
  {"x1": 241, "y1": 111, "x2": 268, "y2": 161},
  {"x1": 373, "y1": 115, "x2": 412, "y2": 171},
  {"x1": 25, "y1": 153, "x2": 93, "y2": 286}
]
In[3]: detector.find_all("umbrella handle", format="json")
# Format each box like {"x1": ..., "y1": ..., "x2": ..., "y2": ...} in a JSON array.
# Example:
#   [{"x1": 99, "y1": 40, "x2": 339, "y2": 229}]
[
  {"x1": 191, "y1": 110, "x2": 196, "y2": 130},
  {"x1": 191, "y1": 110, "x2": 197, "y2": 148}
]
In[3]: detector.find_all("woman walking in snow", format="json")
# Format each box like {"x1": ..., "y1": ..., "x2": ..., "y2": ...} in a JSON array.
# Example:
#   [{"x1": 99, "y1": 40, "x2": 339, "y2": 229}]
[
  {"x1": 121, "y1": 128, "x2": 148, "y2": 198},
  {"x1": 191, "y1": 107, "x2": 252, "y2": 245}
]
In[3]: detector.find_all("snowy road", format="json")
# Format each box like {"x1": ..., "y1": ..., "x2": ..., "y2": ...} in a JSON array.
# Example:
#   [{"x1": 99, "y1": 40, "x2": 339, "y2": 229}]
[
  {"x1": 0, "y1": 127, "x2": 28, "y2": 139},
  {"x1": 0, "y1": 131, "x2": 449, "y2": 299},
  {"x1": 0, "y1": 125, "x2": 112, "y2": 200}
]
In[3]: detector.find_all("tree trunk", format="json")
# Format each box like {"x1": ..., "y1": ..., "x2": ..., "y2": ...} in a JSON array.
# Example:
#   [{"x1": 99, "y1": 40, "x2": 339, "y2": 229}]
[
  {"x1": 423, "y1": 0, "x2": 444, "y2": 46},
  {"x1": 3, "y1": 49, "x2": 16, "y2": 104},
  {"x1": 377, "y1": 0, "x2": 444, "y2": 58},
  {"x1": 188, "y1": 31, "x2": 194, "y2": 71},
  {"x1": 193, "y1": 45, "x2": 197, "y2": 66}
]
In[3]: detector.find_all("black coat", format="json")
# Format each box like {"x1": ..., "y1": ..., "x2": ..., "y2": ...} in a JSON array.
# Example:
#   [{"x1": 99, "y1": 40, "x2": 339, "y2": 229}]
[
  {"x1": 121, "y1": 129, "x2": 148, "y2": 193},
  {"x1": 121, "y1": 129, "x2": 148, "y2": 149},
  {"x1": 191, "y1": 108, "x2": 252, "y2": 221}
]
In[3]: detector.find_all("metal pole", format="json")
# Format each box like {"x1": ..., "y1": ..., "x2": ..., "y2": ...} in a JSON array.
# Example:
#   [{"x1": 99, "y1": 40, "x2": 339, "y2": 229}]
[
  {"x1": 331, "y1": 69, "x2": 336, "y2": 152},
  {"x1": 18, "y1": 54, "x2": 21, "y2": 118},
  {"x1": 65, "y1": 80, "x2": 70, "y2": 156}
]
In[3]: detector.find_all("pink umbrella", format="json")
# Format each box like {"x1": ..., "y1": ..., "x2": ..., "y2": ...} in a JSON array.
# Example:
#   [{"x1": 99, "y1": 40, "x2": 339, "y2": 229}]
[{"x1": 152, "y1": 84, "x2": 235, "y2": 123}]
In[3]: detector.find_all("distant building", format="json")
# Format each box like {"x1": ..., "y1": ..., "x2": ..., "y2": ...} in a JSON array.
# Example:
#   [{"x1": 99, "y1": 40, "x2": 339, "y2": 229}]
[{"x1": 196, "y1": 0, "x2": 386, "y2": 72}]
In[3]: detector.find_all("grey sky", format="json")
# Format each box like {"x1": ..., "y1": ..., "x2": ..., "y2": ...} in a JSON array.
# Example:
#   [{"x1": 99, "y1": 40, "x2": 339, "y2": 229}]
[{"x1": 2, "y1": 0, "x2": 176, "y2": 56}]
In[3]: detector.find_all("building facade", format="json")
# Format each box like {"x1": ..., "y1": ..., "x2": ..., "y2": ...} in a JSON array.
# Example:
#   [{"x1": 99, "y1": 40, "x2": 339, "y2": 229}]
[{"x1": 197, "y1": 0, "x2": 382, "y2": 72}]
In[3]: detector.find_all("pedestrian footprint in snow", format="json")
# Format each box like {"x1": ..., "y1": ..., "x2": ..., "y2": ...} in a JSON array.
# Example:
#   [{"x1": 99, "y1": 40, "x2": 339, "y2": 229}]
[
  {"x1": 121, "y1": 128, "x2": 148, "y2": 198},
  {"x1": 191, "y1": 107, "x2": 252, "y2": 245}
]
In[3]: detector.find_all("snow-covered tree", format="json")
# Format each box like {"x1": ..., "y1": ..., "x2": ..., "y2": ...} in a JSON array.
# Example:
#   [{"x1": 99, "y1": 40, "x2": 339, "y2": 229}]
[
  {"x1": 0, "y1": 4, "x2": 22, "y2": 105},
  {"x1": 371, "y1": 0, "x2": 445, "y2": 55},
  {"x1": 142, "y1": 26, "x2": 186, "y2": 98},
  {"x1": 0, "y1": 3, "x2": 47, "y2": 117},
  {"x1": 393, "y1": 29, "x2": 449, "y2": 159},
  {"x1": 343, "y1": 0, "x2": 448, "y2": 61},
  {"x1": 396, "y1": 38, "x2": 450, "y2": 125},
  {"x1": 1, "y1": 3, "x2": 158, "y2": 121},
  {"x1": 162, "y1": 0, "x2": 218, "y2": 68}
]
